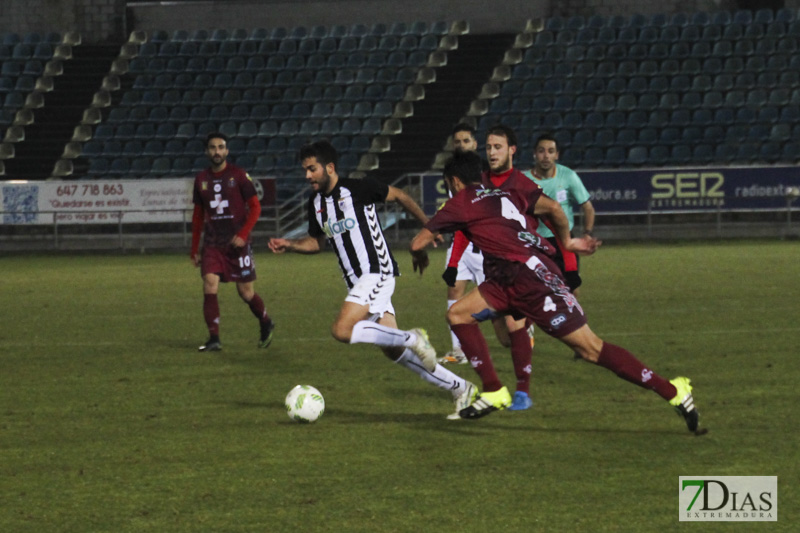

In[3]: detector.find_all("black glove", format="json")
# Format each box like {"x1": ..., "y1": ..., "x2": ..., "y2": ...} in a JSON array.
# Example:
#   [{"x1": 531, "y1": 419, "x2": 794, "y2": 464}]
[{"x1": 442, "y1": 266, "x2": 458, "y2": 287}]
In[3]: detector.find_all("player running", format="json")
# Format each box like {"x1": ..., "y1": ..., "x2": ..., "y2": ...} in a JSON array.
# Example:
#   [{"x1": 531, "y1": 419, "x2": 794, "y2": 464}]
[
  {"x1": 268, "y1": 140, "x2": 478, "y2": 419},
  {"x1": 410, "y1": 150, "x2": 703, "y2": 434}
]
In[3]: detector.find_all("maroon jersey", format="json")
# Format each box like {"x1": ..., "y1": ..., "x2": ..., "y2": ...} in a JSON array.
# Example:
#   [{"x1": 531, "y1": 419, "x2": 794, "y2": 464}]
[
  {"x1": 193, "y1": 163, "x2": 256, "y2": 248},
  {"x1": 425, "y1": 184, "x2": 556, "y2": 285}
]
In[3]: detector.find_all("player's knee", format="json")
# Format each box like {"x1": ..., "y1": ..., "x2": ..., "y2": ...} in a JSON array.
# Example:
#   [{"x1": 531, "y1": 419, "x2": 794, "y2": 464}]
[
  {"x1": 330, "y1": 321, "x2": 352, "y2": 343},
  {"x1": 445, "y1": 307, "x2": 460, "y2": 326}
]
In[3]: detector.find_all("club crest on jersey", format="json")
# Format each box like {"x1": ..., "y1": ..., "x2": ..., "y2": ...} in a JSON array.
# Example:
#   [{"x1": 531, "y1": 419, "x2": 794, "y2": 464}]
[
  {"x1": 323, "y1": 217, "x2": 357, "y2": 238},
  {"x1": 201, "y1": 181, "x2": 208, "y2": 191},
  {"x1": 228, "y1": 177, "x2": 236, "y2": 187}
]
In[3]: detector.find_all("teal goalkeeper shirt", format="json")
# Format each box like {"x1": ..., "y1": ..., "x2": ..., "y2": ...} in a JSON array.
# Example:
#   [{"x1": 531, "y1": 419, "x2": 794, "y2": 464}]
[{"x1": 522, "y1": 164, "x2": 591, "y2": 239}]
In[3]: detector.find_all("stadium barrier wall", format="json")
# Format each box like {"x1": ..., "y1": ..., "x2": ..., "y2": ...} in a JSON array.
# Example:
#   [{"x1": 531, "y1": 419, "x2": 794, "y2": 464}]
[{"x1": 2, "y1": 168, "x2": 799, "y2": 251}]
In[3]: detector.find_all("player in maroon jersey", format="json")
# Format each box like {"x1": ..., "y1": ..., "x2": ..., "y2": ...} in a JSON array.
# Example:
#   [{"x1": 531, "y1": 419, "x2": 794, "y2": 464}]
[
  {"x1": 190, "y1": 132, "x2": 274, "y2": 352},
  {"x1": 410, "y1": 151, "x2": 702, "y2": 434},
  {"x1": 447, "y1": 124, "x2": 543, "y2": 411}
]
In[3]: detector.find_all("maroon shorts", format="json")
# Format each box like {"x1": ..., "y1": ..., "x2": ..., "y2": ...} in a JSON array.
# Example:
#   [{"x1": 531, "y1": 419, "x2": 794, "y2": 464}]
[
  {"x1": 478, "y1": 254, "x2": 586, "y2": 338},
  {"x1": 201, "y1": 244, "x2": 257, "y2": 283}
]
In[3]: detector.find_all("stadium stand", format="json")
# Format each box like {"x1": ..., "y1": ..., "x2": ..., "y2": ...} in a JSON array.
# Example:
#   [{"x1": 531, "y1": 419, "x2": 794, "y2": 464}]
[
  {"x1": 63, "y1": 21, "x2": 464, "y2": 187},
  {"x1": 4, "y1": 10, "x2": 800, "y2": 182},
  {"x1": 458, "y1": 9, "x2": 800, "y2": 168}
]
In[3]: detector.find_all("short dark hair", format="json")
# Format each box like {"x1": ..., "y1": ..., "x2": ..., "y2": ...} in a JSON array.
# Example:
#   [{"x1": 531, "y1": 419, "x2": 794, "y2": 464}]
[
  {"x1": 486, "y1": 124, "x2": 517, "y2": 148},
  {"x1": 451, "y1": 122, "x2": 476, "y2": 138},
  {"x1": 299, "y1": 140, "x2": 339, "y2": 169},
  {"x1": 206, "y1": 132, "x2": 228, "y2": 146},
  {"x1": 535, "y1": 133, "x2": 559, "y2": 153},
  {"x1": 443, "y1": 150, "x2": 483, "y2": 186}
]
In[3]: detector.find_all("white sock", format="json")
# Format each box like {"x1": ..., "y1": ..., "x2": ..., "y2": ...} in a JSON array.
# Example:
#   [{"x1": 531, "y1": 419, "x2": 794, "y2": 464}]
[
  {"x1": 350, "y1": 320, "x2": 410, "y2": 347},
  {"x1": 447, "y1": 299, "x2": 460, "y2": 350},
  {"x1": 396, "y1": 348, "x2": 467, "y2": 395}
]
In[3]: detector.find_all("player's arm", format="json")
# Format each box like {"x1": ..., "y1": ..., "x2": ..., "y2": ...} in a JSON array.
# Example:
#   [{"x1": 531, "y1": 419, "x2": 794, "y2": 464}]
[
  {"x1": 532, "y1": 195, "x2": 600, "y2": 255},
  {"x1": 231, "y1": 196, "x2": 262, "y2": 247},
  {"x1": 442, "y1": 230, "x2": 469, "y2": 287},
  {"x1": 385, "y1": 185, "x2": 428, "y2": 225},
  {"x1": 190, "y1": 204, "x2": 204, "y2": 267},
  {"x1": 385, "y1": 185, "x2": 445, "y2": 246},
  {"x1": 268, "y1": 234, "x2": 324, "y2": 254},
  {"x1": 580, "y1": 200, "x2": 595, "y2": 236},
  {"x1": 409, "y1": 228, "x2": 437, "y2": 275}
]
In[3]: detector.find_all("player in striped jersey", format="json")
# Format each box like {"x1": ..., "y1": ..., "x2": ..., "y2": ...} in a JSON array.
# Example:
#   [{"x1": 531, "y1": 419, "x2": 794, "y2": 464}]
[{"x1": 268, "y1": 140, "x2": 478, "y2": 419}]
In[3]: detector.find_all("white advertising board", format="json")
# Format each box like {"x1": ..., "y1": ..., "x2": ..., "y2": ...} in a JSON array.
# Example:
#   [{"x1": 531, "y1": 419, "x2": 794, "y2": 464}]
[{"x1": 1, "y1": 179, "x2": 194, "y2": 224}]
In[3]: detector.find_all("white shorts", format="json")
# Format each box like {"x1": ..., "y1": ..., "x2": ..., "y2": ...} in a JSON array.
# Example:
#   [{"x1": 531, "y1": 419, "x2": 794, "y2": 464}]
[
  {"x1": 445, "y1": 242, "x2": 485, "y2": 285},
  {"x1": 344, "y1": 273, "x2": 396, "y2": 319}
]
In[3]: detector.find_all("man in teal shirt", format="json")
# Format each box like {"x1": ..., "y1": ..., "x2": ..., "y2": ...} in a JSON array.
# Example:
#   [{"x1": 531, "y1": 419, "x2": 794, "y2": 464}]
[{"x1": 523, "y1": 134, "x2": 595, "y2": 296}]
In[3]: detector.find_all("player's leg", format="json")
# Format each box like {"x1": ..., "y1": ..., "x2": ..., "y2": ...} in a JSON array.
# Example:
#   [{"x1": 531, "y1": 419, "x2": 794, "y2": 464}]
[
  {"x1": 441, "y1": 280, "x2": 468, "y2": 363},
  {"x1": 336, "y1": 275, "x2": 436, "y2": 368},
  {"x1": 447, "y1": 287, "x2": 512, "y2": 416},
  {"x1": 231, "y1": 245, "x2": 274, "y2": 348},
  {"x1": 504, "y1": 315, "x2": 534, "y2": 411},
  {"x1": 199, "y1": 271, "x2": 222, "y2": 351},
  {"x1": 236, "y1": 280, "x2": 275, "y2": 348},
  {"x1": 376, "y1": 312, "x2": 477, "y2": 418},
  {"x1": 557, "y1": 324, "x2": 701, "y2": 433}
]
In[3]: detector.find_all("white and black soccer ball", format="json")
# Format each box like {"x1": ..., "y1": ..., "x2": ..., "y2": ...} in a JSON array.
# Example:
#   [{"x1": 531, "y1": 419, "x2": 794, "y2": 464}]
[{"x1": 285, "y1": 385, "x2": 325, "y2": 423}]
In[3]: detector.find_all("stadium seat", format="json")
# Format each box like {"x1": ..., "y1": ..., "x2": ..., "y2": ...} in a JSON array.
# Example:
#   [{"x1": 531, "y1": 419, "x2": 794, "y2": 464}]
[
  {"x1": 734, "y1": 143, "x2": 759, "y2": 163},
  {"x1": 104, "y1": 141, "x2": 125, "y2": 157},
  {"x1": 627, "y1": 146, "x2": 648, "y2": 166},
  {"x1": 690, "y1": 143, "x2": 713, "y2": 164},
  {"x1": 669, "y1": 144, "x2": 692, "y2": 164},
  {"x1": 258, "y1": 121, "x2": 278, "y2": 138},
  {"x1": 781, "y1": 142, "x2": 799, "y2": 162}
]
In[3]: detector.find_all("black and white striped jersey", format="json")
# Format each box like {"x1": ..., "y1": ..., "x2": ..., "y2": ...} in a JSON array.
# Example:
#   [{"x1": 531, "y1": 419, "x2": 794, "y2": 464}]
[{"x1": 308, "y1": 178, "x2": 400, "y2": 288}]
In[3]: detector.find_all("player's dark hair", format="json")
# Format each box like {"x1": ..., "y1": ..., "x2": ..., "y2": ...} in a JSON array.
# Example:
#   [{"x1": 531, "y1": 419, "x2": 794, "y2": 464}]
[
  {"x1": 206, "y1": 132, "x2": 228, "y2": 146},
  {"x1": 451, "y1": 122, "x2": 476, "y2": 138},
  {"x1": 486, "y1": 124, "x2": 518, "y2": 148},
  {"x1": 535, "y1": 133, "x2": 559, "y2": 153},
  {"x1": 299, "y1": 140, "x2": 339, "y2": 170},
  {"x1": 443, "y1": 150, "x2": 483, "y2": 186}
]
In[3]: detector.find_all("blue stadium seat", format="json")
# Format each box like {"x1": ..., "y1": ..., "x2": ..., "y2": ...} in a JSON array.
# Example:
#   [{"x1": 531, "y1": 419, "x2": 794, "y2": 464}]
[
  {"x1": 594, "y1": 129, "x2": 615, "y2": 147},
  {"x1": 604, "y1": 146, "x2": 625, "y2": 166},
  {"x1": 257, "y1": 120, "x2": 278, "y2": 138},
  {"x1": 254, "y1": 155, "x2": 275, "y2": 172},
  {"x1": 320, "y1": 118, "x2": 340, "y2": 136},
  {"x1": 635, "y1": 128, "x2": 657, "y2": 146},
  {"x1": 689, "y1": 143, "x2": 713, "y2": 164},
  {"x1": 108, "y1": 157, "x2": 131, "y2": 176},
  {"x1": 733, "y1": 142, "x2": 759, "y2": 163},
  {"x1": 628, "y1": 146, "x2": 648, "y2": 165},
  {"x1": 781, "y1": 142, "x2": 799, "y2": 162},
  {"x1": 103, "y1": 140, "x2": 125, "y2": 157},
  {"x1": 616, "y1": 128, "x2": 636, "y2": 146},
  {"x1": 713, "y1": 142, "x2": 735, "y2": 162},
  {"x1": 87, "y1": 158, "x2": 110, "y2": 176}
]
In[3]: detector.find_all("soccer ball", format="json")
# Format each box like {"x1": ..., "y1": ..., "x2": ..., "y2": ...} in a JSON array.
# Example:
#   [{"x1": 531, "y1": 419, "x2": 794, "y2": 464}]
[{"x1": 285, "y1": 385, "x2": 325, "y2": 423}]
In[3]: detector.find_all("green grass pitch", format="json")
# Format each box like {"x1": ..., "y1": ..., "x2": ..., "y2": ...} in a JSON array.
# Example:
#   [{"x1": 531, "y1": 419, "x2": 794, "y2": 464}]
[{"x1": 1, "y1": 240, "x2": 797, "y2": 532}]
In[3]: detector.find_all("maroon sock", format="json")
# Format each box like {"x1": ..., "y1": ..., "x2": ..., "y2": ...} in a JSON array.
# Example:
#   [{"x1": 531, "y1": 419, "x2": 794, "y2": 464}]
[
  {"x1": 451, "y1": 323, "x2": 503, "y2": 392},
  {"x1": 247, "y1": 293, "x2": 271, "y2": 323},
  {"x1": 509, "y1": 329, "x2": 532, "y2": 395},
  {"x1": 203, "y1": 294, "x2": 220, "y2": 337},
  {"x1": 596, "y1": 342, "x2": 677, "y2": 400}
]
